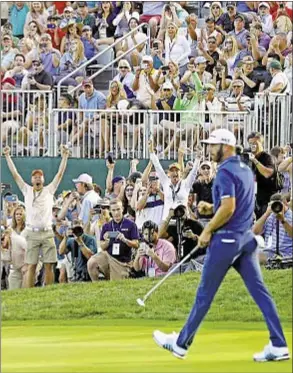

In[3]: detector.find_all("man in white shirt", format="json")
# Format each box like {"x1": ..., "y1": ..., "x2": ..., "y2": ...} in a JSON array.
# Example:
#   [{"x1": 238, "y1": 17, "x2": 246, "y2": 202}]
[
  {"x1": 132, "y1": 55, "x2": 159, "y2": 109},
  {"x1": 264, "y1": 60, "x2": 290, "y2": 94},
  {"x1": 3, "y1": 145, "x2": 69, "y2": 288},
  {"x1": 72, "y1": 173, "x2": 101, "y2": 225},
  {"x1": 148, "y1": 141, "x2": 200, "y2": 220}
]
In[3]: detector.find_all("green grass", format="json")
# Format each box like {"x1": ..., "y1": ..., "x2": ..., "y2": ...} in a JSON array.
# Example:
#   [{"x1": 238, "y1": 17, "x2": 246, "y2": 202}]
[
  {"x1": 2, "y1": 270, "x2": 292, "y2": 373},
  {"x1": 2, "y1": 320, "x2": 292, "y2": 373},
  {"x1": 2, "y1": 270, "x2": 292, "y2": 322}
]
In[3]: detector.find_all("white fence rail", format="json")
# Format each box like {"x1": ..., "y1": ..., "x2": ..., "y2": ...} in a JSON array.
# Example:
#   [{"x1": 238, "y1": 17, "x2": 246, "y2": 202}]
[{"x1": 1, "y1": 91, "x2": 292, "y2": 159}]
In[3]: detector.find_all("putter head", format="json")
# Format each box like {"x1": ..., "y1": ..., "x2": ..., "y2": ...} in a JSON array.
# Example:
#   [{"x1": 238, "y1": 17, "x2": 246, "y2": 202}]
[{"x1": 136, "y1": 298, "x2": 145, "y2": 307}]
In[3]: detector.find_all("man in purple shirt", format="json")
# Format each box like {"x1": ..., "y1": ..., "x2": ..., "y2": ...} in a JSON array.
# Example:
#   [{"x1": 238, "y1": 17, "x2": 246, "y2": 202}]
[
  {"x1": 39, "y1": 33, "x2": 61, "y2": 76},
  {"x1": 251, "y1": 22, "x2": 271, "y2": 50},
  {"x1": 133, "y1": 220, "x2": 177, "y2": 277},
  {"x1": 87, "y1": 199, "x2": 139, "y2": 281},
  {"x1": 228, "y1": 14, "x2": 249, "y2": 50}
]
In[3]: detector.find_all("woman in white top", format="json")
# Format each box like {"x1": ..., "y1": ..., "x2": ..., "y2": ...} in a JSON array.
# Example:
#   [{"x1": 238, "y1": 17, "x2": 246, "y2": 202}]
[
  {"x1": 24, "y1": 2, "x2": 48, "y2": 36},
  {"x1": 113, "y1": 59, "x2": 136, "y2": 99},
  {"x1": 157, "y1": 4, "x2": 182, "y2": 40},
  {"x1": 157, "y1": 60, "x2": 181, "y2": 93},
  {"x1": 119, "y1": 17, "x2": 147, "y2": 67},
  {"x1": 219, "y1": 36, "x2": 239, "y2": 77},
  {"x1": 164, "y1": 22, "x2": 191, "y2": 76},
  {"x1": 24, "y1": 21, "x2": 42, "y2": 49}
]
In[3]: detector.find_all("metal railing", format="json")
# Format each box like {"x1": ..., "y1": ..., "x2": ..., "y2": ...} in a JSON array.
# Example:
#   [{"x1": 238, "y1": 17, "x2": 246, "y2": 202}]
[
  {"x1": 0, "y1": 90, "x2": 54, "y2": 157},
  {"x1": 1, "y1": 91, "x2": 292, "y2": 159},
  {"x1": 56, "y1": 22, "x2": 150, "y2": 100}
]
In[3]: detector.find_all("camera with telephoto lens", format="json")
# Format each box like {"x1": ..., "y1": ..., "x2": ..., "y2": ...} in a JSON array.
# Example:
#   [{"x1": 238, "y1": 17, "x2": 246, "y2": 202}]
[
  {"x1": 174, "y1": 205, "x2": 186, "y2": 219},
  {"x1": 153, "y1": 42, "x2": 159, "y2": 49},
  {"x1": 271, "y1": 200, "x2": 283, "y2": 214},
  {"x1": 72, "y1": 225, "x2": 84, "y2": 237}
]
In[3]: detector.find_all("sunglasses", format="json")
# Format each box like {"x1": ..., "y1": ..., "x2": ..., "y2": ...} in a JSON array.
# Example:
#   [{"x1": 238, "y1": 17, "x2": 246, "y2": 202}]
[
  {"x1": 201, "y1": 166, "x2": 211, "y2": 170},
  {"x1": 32, "y1": 63, "x2": 41, "y2": 66},
  {"x1": 163, "y1": 88, "x2": 172, "y2": 91},
  {"x1": 119, "y1": 66, "x2": 128, "y2": 69},
  {"x1": 212, "y1": 6, "x2": 220, "y2": 9},
  {"x1": 101, "y1": 206, "x2": 109, "y2": 210},
  {"x1": 227, "y1": 7, "x2": 234, "y2": 10},
  {"x1": 233, "y1": 85, "x2": 242, "y2": 88}
]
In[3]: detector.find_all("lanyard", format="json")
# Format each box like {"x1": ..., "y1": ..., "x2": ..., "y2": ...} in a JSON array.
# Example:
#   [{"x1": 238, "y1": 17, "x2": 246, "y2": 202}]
[
  {"x1": 32, "y1": 189, "x2": 43, "y2": 205},
  {"x1": 170, "y1": 181, "x2": 182, "y2": 202},
  {"x1": 112, "y1": 218, "x2": 124, "y2": 232}
]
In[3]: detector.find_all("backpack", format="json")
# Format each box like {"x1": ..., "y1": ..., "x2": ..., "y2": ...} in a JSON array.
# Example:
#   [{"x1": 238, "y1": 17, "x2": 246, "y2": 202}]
[{"x1": 268, "y1": 168, "x2": 285, "y2": 192}]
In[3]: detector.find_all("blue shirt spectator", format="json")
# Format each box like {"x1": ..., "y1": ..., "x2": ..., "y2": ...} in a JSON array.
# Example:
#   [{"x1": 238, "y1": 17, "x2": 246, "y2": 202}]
[
  {"x1": 212, "y1": 156, "x2": 254, "y2": 232},
  {"x1": 263, "y1": 209, "x2": 293, "y2": 258},
  {"x1": 78, "y1": 79, "x2": 107, "y2": 119},
  {"x1": 9, "y1": 2, "x2": 29, "y2": 38},
  {"x1": 65, "y1": 234, "x2": 97, "y2": 280}
]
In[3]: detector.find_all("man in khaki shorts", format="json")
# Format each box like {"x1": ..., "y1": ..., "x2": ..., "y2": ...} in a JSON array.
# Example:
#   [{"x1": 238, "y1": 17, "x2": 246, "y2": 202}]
[{"x1": 3, "y1": 145, "x2": 69, "y2": 287}]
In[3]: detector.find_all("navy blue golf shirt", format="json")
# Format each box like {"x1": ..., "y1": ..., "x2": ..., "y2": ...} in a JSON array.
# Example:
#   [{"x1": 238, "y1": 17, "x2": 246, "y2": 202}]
[
  {"x1": 212, "y1": 156, "x2": 254, "y2": 233},
  {"x1": 101, "y1": 218, "x2": 139, "y2": 263}
]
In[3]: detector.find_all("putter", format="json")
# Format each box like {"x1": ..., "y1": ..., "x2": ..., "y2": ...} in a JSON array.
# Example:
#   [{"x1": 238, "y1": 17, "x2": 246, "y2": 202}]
[{"x1": 136, "y1": 245, "x2": 200, "y2": 307}]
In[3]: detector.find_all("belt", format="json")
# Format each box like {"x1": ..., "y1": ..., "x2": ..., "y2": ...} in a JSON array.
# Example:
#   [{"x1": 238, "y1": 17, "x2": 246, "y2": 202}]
[
  {"x1": 26, "y1": 226, "x2": 52, "y2": 232},
  {"x1": 215, "y1": 229, "x2": 251, "y2": 235}
]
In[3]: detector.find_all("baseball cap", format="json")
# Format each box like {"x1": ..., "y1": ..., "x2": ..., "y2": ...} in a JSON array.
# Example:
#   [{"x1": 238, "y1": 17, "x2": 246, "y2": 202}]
[
  {"x1": 235, "y1": 14, "x2": 245, "y2": 22},
  {"x1": 204, "y1": 83, "x2": 216, "y2": 90},
  {"x1": 117, "y1": 99, "x2": 130, "y2": 110},
  {"x1": 3, "y1": 34, "x2": 12, "y2": 40},
  {"x1": 142, "y1": 55, "x2": 153, "y2": 63},
  {"x1": 64, "y1": 6, "x2": 74, "y2": 12},
  {"x1": 4, "y1": 194, "x2": 18, "y2": 202},
  {"x1": 242, "y1": 55, "x2": 254, "y2": 64},
  {"x1": 202, "y1": 129, "x2": 236, "y2": 146},
  {"x1": 200, "y1": 160, "x2": 212, "y2": 168},
  {"x1": 1, "y1": 77, "x2": 16, "y2": 86},
  {"x1": 72, "y1": 173, "x2": 93, "y2": 184},
  {"x1": 149, "y1": 171, "x2": 159, "y2": 180},
  {"x1": 82, "y1": 25, "x2": 91, "y2": 32},
  {"x1": 168, "y1": 162, "x2": 181, "y2": 171},
  {"x1": 226, "y1": 2, "x2": 236, "y2": 8},
  {"x1": 32, "y1": 58, "x2": 43, "y2": 64},
  {"x1": 194, "y1": 56, "x2": 207, "y2": 65},
  {"x1": 31, "y1": 169, "x2": 44, "y2": 176},
  {"x1": 82, "y1": 78, "x2": 93, "y2": 86},
  {"x1": 269, "y1": 60, "x2": 282, "y2": 70},
  {"x1": 259, "y1": 2, "x2": 270, "y2": 8},
  {"x1": 205, "y1": 16, "x2": 215, "y2": 23},
  {"x1": 112, "y1": 176, "x2": 125, "y2": 185},
  {"x1": 162, "y1": 81, "x2": 173, "y2": 90},
  {"x1": 62, "y1": 190, "x2": 72, "y2": 198}
]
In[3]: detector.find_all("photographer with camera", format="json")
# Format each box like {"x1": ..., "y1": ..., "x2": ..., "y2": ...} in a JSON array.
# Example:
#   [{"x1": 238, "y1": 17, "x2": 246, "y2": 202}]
[
  {"x1": 247, "y1": 132, "x2": 282, "y2": 219},
  {"x1": 87, "y1": 199, "x2": 139, "y2": 281},
  {"x1": 253, "y1": 193, "x2": 292, "y2": 264},
  {"x1": 84, "y1": 198, "x2": 111, "y2": 251},
  {"x1": 59, "y1": 219, "x2": 97, "y2": 282},
  {"x1": 159, "y1": 204, "x2": 204, "y2": 270},
  {"x1": 133, "y1": 221, "x2": 176, "y2": 278}
]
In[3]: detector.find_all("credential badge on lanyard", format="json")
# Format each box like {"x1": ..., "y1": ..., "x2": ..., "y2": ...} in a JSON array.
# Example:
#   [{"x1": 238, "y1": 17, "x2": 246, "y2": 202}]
[{"x1": 32, "y1": 189, "x2": 43, "y2": 205}]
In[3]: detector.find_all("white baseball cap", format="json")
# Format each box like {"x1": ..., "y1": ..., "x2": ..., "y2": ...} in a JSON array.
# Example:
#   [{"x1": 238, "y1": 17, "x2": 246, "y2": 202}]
[
  {"x1": 162, "y1": 81, "x2": 173, "y2": 90},
  {"x1": 202, "y1": 129, "x2": 236, "y2": 146},
  {"x1": 194, "y1": 56, "x2": 207, "y2": 65},
  {"x1": 72, "y1": 173, "x2": 93, "y2": 185},
  {"x1": 142, "y1": 55, "x2": 153, "y2": 63},
  {"x1": 258, "y1": 2, "x2": 270, "y2": 9}
]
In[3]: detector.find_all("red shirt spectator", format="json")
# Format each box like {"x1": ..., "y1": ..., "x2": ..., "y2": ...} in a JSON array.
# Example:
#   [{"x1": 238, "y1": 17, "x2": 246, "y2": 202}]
[
  {"x1": 54, "y1": 1, "x2": 67, "y2": 15},
  {"x1": 271, "y1": 2, "x2": 292, "y2": 20},
  {"x1": 46, "y1": 16, "x2": 66, "y2": 50}
]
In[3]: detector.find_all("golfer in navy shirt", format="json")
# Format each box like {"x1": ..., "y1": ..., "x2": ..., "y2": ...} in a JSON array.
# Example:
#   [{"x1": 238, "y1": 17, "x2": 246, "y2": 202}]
[{"x1": 153, "y1": 129, "x2": 289, "y2": 362}]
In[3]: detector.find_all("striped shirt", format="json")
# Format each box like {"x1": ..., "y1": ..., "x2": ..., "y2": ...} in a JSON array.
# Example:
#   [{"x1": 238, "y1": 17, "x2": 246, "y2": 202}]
[
  {"x1": 224, "y1": 94, "x2": 251, "y2": 128},
  {"x1": 264, "y1": 209, "x2": 293, "y2": 257}
]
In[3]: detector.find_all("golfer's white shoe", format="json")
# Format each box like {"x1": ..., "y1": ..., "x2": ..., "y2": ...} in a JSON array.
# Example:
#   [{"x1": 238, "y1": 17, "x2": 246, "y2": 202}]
[
  {"x1": 253, "y1": 342, "x2": 290, "y2": 362},
  {"x1": 153, "y1": 330, "x2": 187, "y2": 360}
]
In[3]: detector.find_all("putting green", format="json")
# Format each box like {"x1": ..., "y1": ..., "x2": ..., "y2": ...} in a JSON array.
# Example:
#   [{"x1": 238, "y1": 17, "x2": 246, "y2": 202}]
[{"x1": 2, "y1": 320, "x2": 291, "y2": 373}]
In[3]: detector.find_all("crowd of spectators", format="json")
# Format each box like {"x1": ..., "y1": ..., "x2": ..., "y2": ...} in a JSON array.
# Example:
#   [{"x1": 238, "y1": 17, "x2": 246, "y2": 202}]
[
  {"x1": 1, "y1": 133, "x2": 292, "y2": 289},
  {"x1": 0, "y1": 1, "x2": 292, "y2": 156}
]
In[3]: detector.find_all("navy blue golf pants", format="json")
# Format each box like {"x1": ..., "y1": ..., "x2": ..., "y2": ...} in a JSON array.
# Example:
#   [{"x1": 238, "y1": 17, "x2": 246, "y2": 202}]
[{"x1": 176, "y1": 231, "x2": 287, "y2": 350}]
